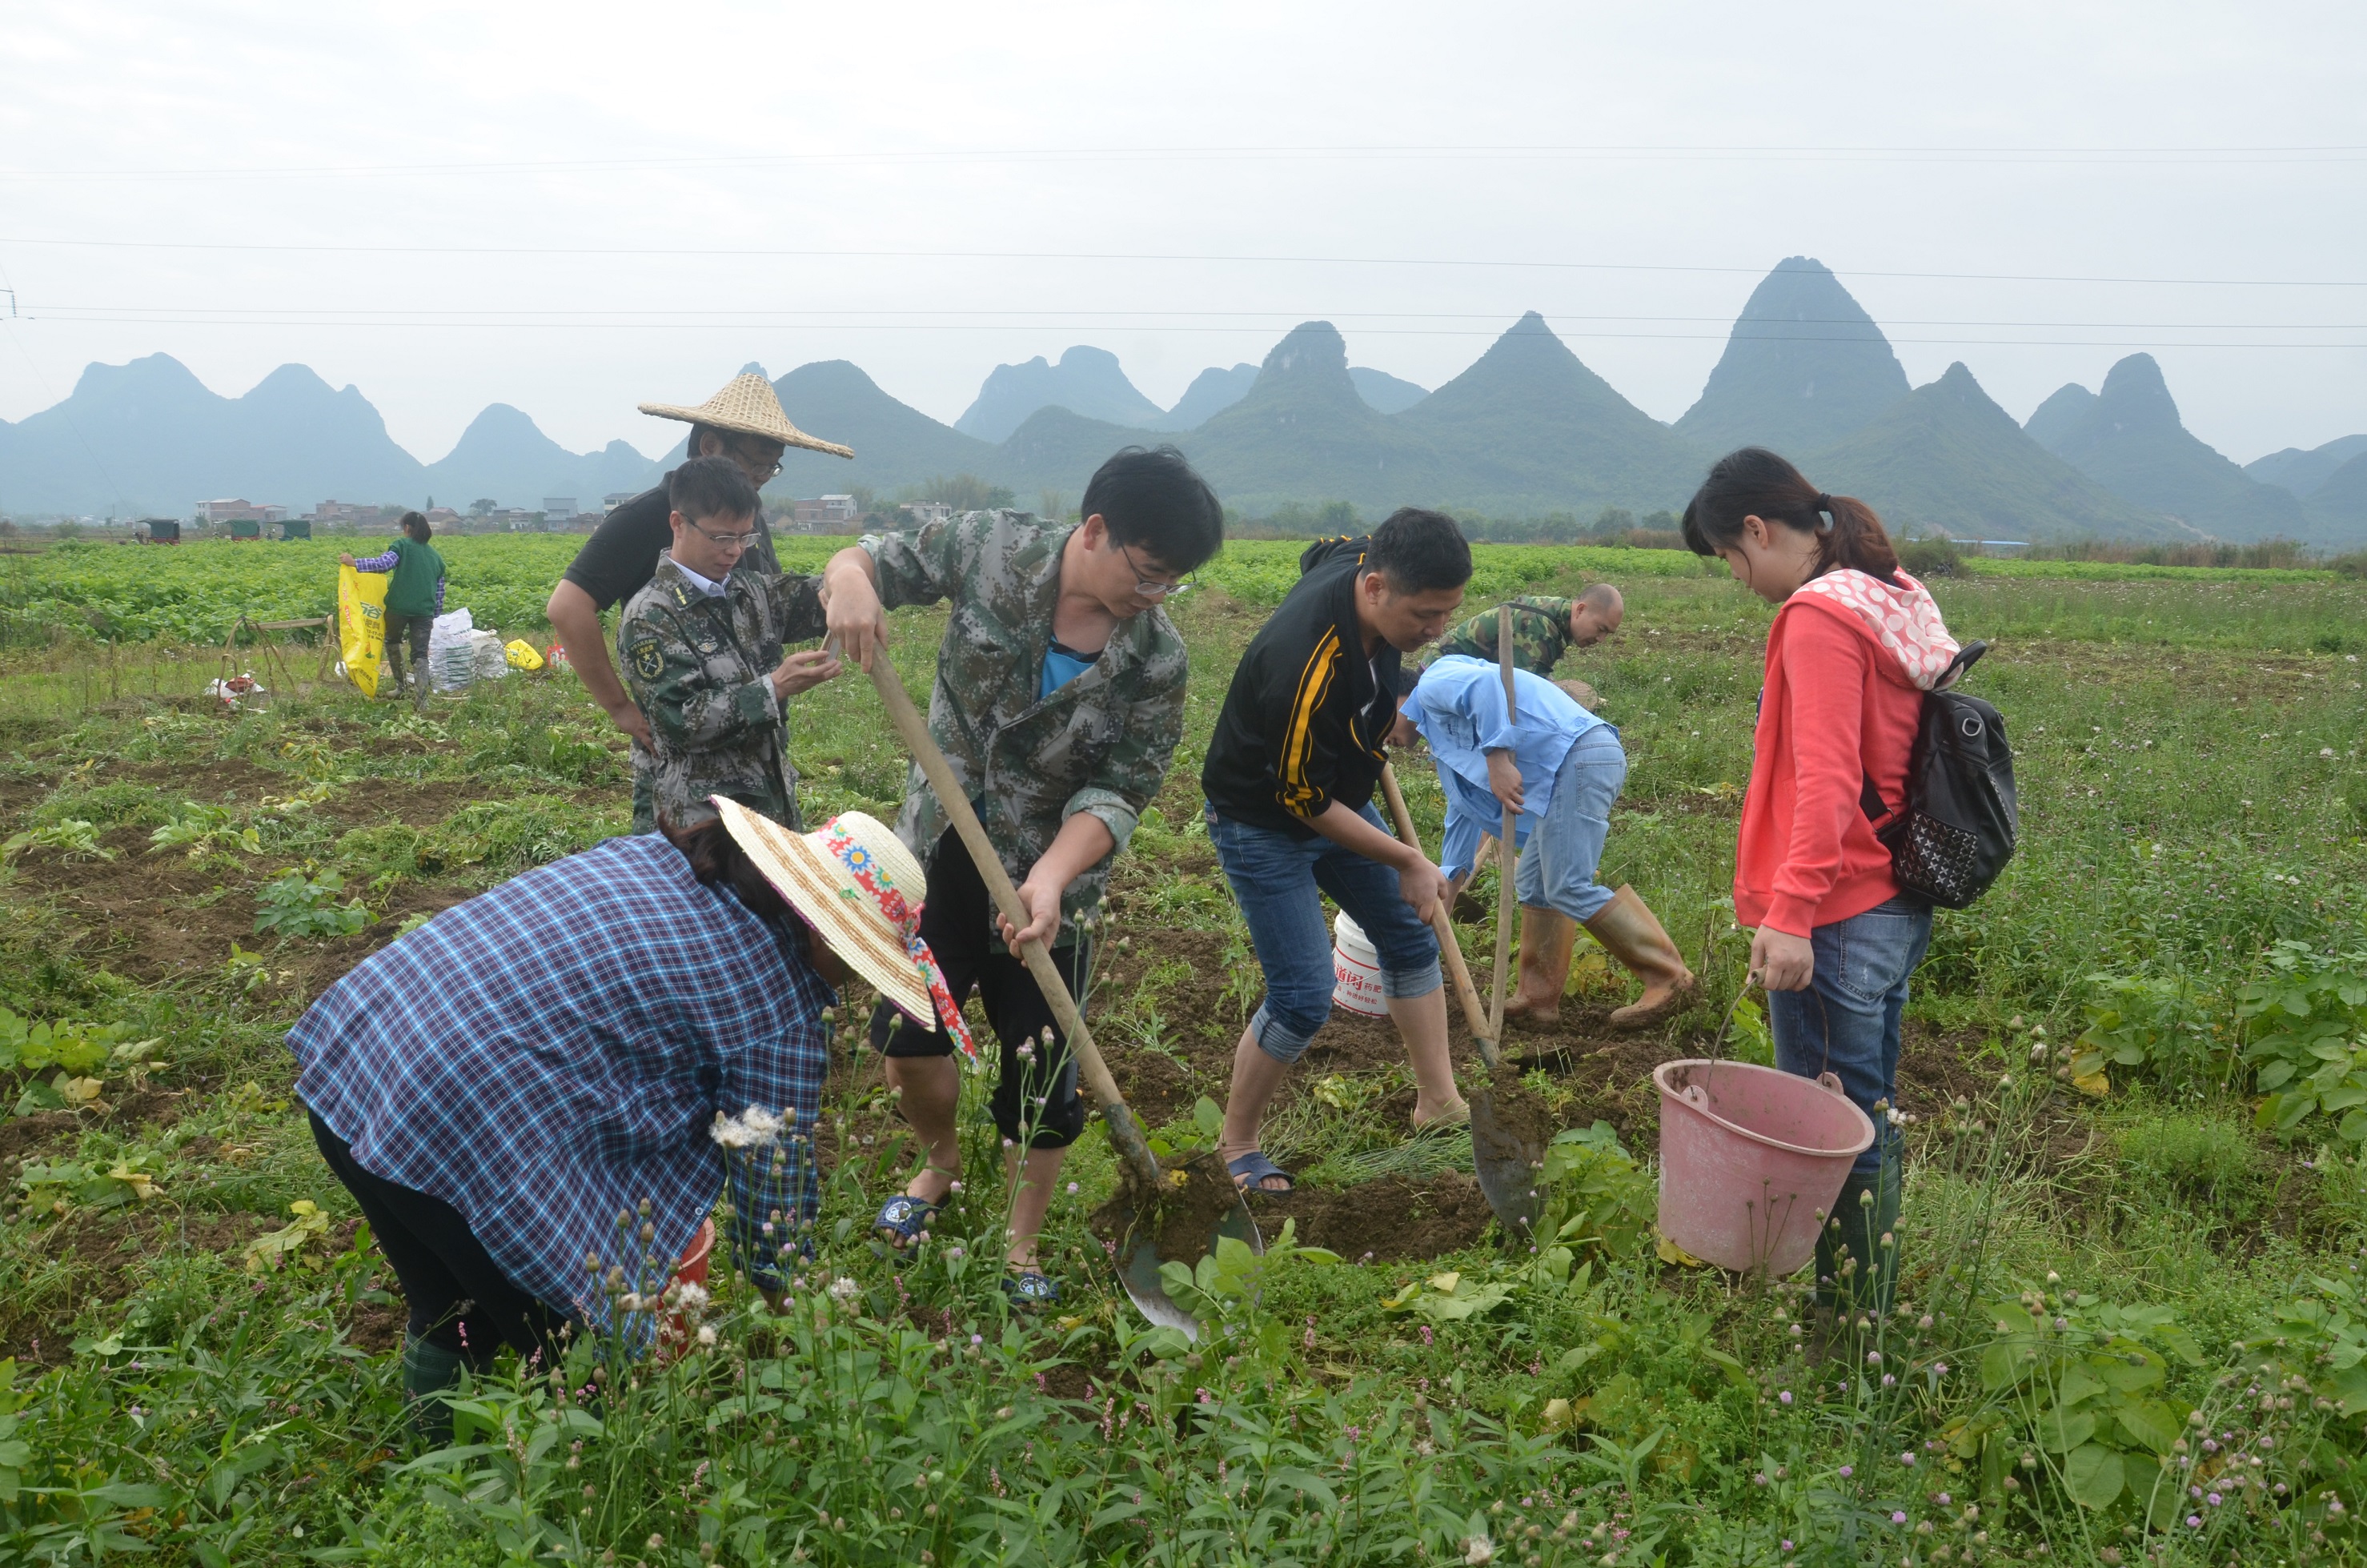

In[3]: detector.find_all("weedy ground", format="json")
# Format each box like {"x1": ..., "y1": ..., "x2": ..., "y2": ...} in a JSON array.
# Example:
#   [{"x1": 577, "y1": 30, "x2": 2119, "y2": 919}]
[{"x1": 0, "y1": 540, "x2": 2357, "y2": 1565}]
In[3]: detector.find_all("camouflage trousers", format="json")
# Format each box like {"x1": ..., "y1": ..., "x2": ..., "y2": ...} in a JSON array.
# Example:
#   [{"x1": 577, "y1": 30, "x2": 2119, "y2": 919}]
[{"x1": 630, "y1": 761, "x2": 802, "y2": 836}]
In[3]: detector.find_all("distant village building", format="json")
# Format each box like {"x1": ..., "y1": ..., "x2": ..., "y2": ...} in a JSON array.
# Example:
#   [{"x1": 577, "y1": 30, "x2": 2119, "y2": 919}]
[
  {"x1": 199, "y1": 499, "x2": 288, "y2": 524},
  {"x1": 423, "y1": 507, "x2": 463, "y2": 531},
  {"x1": 309, "y1": 500, "x2": 405, "y2": 526},
  {"x1": 792, "y1": 495, "x2": 861, "y2": 529},
  {"x1": 898, "y1": 500, "x2": 953, "y2": 527},
  {"x1": 601, "y1": 491, "x2": 636, "y2": 514},
  {"x1": 541, "y1": 498, "x2": 578, "y2": 522}
]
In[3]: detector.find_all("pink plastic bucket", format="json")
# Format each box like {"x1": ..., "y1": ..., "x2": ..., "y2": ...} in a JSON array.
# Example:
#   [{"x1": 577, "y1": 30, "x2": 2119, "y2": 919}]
[{"x1": 1654, "y1": 1060, "x2": 1875, "y2": 1276}]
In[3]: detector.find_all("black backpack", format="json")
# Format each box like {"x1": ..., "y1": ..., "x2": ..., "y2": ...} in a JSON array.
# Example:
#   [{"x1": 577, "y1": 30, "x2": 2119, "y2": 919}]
[{"x1": 1858, "y1": 641, "x2": 2018, "y2": 908}]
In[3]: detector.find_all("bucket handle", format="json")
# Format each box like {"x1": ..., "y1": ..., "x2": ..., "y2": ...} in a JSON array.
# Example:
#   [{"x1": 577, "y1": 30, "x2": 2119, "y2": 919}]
[{"x1": 1816, "y1": 1072, "x2": 1847, "y2": 1097}]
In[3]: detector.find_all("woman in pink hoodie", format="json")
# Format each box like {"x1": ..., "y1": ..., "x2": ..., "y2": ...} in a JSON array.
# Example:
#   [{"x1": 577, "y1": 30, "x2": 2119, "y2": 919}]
[{"x1": 1683, "y1": 447, "x2": 1962, "y2": 1316}]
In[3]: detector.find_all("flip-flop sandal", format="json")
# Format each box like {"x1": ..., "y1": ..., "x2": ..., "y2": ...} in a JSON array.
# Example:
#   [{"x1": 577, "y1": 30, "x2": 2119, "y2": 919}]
[
  {"x1": 1001, "y1": 1269, "x2": 1061, "y2": 1310},
  {"x1": 1226, "y1": 1150, "x2": 1296, "y2": 1195},
  {"x1": 873, "y1": 1193, "x2": 941, "y2": 1250}
]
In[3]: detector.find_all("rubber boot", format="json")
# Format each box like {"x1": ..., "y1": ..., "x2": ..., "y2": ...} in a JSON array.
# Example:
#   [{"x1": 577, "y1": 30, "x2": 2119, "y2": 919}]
[
  {"x1": 1502, "y1": 908, "x2": 1579, "y2": 1030},
  {"x1": 1580, "y1": 885, "x2": 1700, "y2": 1031},
  {"x1": 382, "y1": 640, "x2": 408, "y2": 702},
  {"x1": 1813, "y1": 1155, "x2": 1902, "y2": 1320},
  {"x1": 403, "y1": 1333, "x2": 466, "y2": 1445}
]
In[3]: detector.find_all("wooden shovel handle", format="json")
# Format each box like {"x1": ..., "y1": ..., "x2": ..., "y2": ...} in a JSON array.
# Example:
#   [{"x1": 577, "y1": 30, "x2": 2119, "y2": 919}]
[
  {"x1": 865, "y1": 652, "x2": 1164, "y2": 1191},
  {"x1": 1488, "y1": 607, "x2": 1519, "y2": 1039},
  {"x1": 1378, "y1": 762, "x2": 1503, "y2": 1072}
]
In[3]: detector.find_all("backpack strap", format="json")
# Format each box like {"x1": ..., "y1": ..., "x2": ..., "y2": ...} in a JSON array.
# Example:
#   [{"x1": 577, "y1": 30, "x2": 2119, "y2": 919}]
[
  {"x1": 1859, "y1": 772, "x2": 1892, "y2": 825},
  {"x1": 1935, "y1": 640, "x2": 1988, "y2": 692}
]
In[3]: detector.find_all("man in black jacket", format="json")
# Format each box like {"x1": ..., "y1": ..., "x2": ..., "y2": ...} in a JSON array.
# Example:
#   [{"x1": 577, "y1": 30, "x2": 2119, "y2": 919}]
[{"x1": 1200, "y1": 509, "x2": 1474, "y2": 1193}]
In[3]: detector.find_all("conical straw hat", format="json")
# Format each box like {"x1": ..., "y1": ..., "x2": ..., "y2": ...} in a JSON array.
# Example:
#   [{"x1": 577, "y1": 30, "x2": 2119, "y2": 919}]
[
  {"x1": 708, "y1": 797, "x2": 976, "y2": 1057},
  {"x1": 639, "y1": 372, "x2": 853, "y2": 459}
]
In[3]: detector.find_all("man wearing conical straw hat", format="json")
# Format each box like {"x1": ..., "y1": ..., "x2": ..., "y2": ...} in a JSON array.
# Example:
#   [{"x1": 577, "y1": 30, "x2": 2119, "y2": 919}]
[{"x1": 546, "y1": 371, "x2": 852, "y2": 824}]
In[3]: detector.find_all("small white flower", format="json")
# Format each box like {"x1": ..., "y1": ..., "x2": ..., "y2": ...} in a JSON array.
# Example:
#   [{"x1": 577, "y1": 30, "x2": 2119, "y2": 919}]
[
  {"x1": 1463, "y1": 1534, "x2": 1495, "y2": 1565},
  {"x1": 673, "y1": 1282, "x2": 710, "y2": 1313},
  {"x1": 696, "y1": 1324, "x2": 718, "y2": 1347},
  {"x1": 739, "y1": 1105, "x2": 784, "y2": 1143},
  {"x1": 828, "y1": 1276, "x2": 861, "y2": 1305}
]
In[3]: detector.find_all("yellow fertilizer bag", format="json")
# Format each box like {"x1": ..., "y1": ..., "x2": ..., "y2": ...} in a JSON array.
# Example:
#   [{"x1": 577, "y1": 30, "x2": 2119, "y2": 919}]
[
  {"x1": 337, "y1": 564, "x2": 389, "y2": 698},
  {"x1": 503, "y1": 638, "x2": 546, "y2": 672}
]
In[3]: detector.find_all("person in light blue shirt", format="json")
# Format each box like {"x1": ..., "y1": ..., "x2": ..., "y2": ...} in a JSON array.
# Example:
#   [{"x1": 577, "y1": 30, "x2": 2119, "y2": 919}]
[{"x1": 1399, "y1": 656, "x2": 1695, "y2": 1031}]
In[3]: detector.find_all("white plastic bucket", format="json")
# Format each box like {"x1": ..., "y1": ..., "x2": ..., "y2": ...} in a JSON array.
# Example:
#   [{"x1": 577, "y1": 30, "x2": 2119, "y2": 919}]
[{"x1": 1331, "y1": 910, "x2": 1388, "y2": 1018}]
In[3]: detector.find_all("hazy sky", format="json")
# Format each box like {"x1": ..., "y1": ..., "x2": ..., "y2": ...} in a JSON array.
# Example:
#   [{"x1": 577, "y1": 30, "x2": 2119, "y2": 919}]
[{"x1": 2, "y1": 2, "x2": 2361, "y2": 465}]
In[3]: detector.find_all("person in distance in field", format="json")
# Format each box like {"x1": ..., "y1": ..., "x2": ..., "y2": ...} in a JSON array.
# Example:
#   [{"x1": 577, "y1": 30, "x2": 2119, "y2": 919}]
[
  {"x1": 1200, "y1": 509, "x2": 1473, "y2": 1195},
  {"x1": 287, "y1": 800, "x2": 972, "y2": 1442},
  {"x1": 546, "y1": 372, "x2": 850, "y2": 826},
  {"x1": 339, "y1": 510, "x2": 444, "y2": 709},
  {"x1": 616, "y1": 457, "x2": 843, "y2": 832},
  {"x1": 823, "y1": 445, "x2": 1225, "y2": 1309},
  {"x1": 1683, "y1": 446, "x2": 1958, "y2": 1317}
]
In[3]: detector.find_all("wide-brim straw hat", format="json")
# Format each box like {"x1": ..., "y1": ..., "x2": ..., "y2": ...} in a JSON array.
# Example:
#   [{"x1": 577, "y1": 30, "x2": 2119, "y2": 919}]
[
  {"x1": 639, "y1": 372, "x2": 854, "y2": 460},
  {"x1": 708, "y1": 797, "x2": 976, "y2": 1058}
]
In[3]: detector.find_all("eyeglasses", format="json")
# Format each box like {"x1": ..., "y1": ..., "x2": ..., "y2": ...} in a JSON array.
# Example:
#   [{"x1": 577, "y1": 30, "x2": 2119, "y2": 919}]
[
  {"x1": 688, "y1": 519, "x2": 762, "y2": 549},
  {"x1": 1121, "y1": 542, "x2": 1192, "y2": 599},
  {"x1": 728, "y1": 441, "x2": 784, "y2": 483}
]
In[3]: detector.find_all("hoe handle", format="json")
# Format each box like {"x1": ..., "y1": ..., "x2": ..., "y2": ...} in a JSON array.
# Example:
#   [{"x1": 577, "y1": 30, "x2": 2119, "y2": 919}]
[
  {"x1": 1379, "y1": 762, "x2": 1503, "y2": 1073},
  {"x1": 1488, "y1": 608, "x2": 1519, "y2": 1040},
  {"x1": 865, "y1": 651, "x2": 1164, "y2": 1191}
]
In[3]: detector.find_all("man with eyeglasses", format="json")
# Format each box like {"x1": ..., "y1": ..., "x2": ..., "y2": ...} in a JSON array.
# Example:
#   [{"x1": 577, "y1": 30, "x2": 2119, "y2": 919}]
[
  {"x1": 820, "y1": 444, "x2": 1224, "y2": 1309},
  {"x1": 616, "y1": 457, "x2": 844, "y2": 833},
  {"x1": 548, "y1": 372, "x2": 852, "y2": 826}
]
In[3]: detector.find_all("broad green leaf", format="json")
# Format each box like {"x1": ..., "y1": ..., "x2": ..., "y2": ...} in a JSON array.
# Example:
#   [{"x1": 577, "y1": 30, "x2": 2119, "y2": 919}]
[
  {"x1": 2055, "y1": 1361, "x2": 2106, "y2": 1408},
  {"x1": 2037, "y1": 1408, "x2": 2096, "y2": 1453},
  {"x1": 2115, "y1": 1398, "x2": 2184, "y2": 1456},
  {"x1": 2063, "y1": 1443, "x2": 2125, "y2": 1510}
]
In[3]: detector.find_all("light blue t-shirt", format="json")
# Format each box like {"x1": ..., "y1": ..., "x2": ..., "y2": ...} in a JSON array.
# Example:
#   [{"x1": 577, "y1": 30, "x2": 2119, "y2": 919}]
[
  {"x1": 1402, "y1": 655, "x2": 1607, "y2": 880},
  {"x1": 1040, "y1": 638, "x2": 1097, "y2": 700}
]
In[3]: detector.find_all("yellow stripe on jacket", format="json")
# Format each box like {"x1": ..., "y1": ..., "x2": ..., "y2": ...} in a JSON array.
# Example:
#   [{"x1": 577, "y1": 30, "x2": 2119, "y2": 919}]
[{"x1": 1276, "y1": 625, "x2": 1340, "y2": 816}]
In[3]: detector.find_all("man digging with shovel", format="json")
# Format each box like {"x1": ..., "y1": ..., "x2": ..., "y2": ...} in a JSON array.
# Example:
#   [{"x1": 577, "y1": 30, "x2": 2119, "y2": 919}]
[
  {"x1": 820, "y1": 446, "x2": 1225, "y2": 1308},
  {"x1": 1201, "y1": 511, "x2": 1474, "y2": 1195},
  {"x1": 1395, "y1": 656, "x2": 1696, "y2": 1033}
]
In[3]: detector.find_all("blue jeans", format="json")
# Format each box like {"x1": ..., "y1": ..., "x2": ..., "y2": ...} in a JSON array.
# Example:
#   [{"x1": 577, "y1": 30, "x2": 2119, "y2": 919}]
[
  {"x1": 1206, "y1": 802, "x2": 1442, "y2": 1065},
  {"x1": 1768, "y1": 896, "x2": 1934, "y2": 1177},
  {"x1": 1513, "y1": 726, "x2": 1625, "y2": 924}
]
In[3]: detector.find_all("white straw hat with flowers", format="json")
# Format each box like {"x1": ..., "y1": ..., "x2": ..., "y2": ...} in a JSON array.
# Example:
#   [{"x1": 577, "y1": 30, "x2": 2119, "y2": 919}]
[
  {"x1": 639, "y1": 372, "x2": 855, "y2": 460},
  {"x1": 708, "y1": 796, "x2": 975, "y2": 1061}
]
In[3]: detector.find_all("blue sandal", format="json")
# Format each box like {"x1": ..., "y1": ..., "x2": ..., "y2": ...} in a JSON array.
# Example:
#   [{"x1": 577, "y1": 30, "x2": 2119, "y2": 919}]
[
  {"x1": 1001, "y1": 1269, "x2": 1061, "y2": 1310},
  {"x1": 873, "y1": 1193, "x2": 941, "y2": 1249},
  {"x1": 1227, "y1": 1150, "x2": 1296, "y2": 1195}
]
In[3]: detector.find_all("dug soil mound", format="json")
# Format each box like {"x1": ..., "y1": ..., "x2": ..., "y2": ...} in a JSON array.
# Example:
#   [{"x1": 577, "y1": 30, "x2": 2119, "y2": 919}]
[
  {"x1": 1257, "y1": 1172, "x2": 1494, "y2": 1261},
  {"x1": 1090, "y1": 1149, "x2": 1242, "y2": 1270}
]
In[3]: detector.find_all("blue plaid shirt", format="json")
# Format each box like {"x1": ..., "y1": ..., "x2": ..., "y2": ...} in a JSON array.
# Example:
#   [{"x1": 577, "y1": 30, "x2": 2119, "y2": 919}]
[{"x1": 290, "y1": 834, "x2": 830, "y2": 1325}]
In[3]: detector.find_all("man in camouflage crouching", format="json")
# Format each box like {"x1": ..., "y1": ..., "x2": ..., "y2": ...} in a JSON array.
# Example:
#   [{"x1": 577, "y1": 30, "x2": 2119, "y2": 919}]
[
  {"x1": 618, "y1": 456, "x2": 840, "y2": 832},
  {"x1": 823, "y1": 445, "x2": 1226, "y2": 1309}
]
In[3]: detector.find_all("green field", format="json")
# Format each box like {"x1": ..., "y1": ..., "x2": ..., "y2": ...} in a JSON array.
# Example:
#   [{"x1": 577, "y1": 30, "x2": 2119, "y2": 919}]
[{"x1": 0, "y1": 535, "x2": 2361, "y2": 1565}]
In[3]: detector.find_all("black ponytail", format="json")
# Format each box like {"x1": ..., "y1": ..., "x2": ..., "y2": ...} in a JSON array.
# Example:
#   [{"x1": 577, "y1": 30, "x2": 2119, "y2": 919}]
[
  {"x1": 660, "y1": 814, "x2": 788, "y2": 924},
  {"x1": 1681, "y1": 447, "x2": 1901, "y2": 581}
]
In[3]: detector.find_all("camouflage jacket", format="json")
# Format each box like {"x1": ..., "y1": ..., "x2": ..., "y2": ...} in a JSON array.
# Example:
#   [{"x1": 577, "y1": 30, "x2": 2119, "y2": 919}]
[
  {"x1": 1434, "y1": 596, "x2": 1575, "y2": 675},
  {"x1": 618, "y1": 555, "x2": 827, "y2": 832},
  {"x1": 861, "y1": 511, "x2": 1188, "y2": 941}
]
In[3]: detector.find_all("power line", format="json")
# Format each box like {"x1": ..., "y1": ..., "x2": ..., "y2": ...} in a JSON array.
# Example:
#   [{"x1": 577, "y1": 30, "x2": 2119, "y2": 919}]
[
  {"x1": 13, "y1": 314, "x2": 2362, "y2": 349},
  {"x1": 23, "y1": 304, "x2": 2367, "y2": 330},
  {"x1": 2, "y1": 142, "x2": 2364, "y2": 181},
  {"x1": 4, "y1": 235, "x2": 2364, "y2": 289}
]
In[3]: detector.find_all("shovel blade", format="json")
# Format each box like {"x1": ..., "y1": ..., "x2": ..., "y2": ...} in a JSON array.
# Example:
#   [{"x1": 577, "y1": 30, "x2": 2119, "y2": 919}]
[
  {"x1": 1111, "y1": 1192, "x2": 1263, "y2": 1340},
  {"x1": 1470, "y1": 1090, "x2": 1543, "y2": 1241}
]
